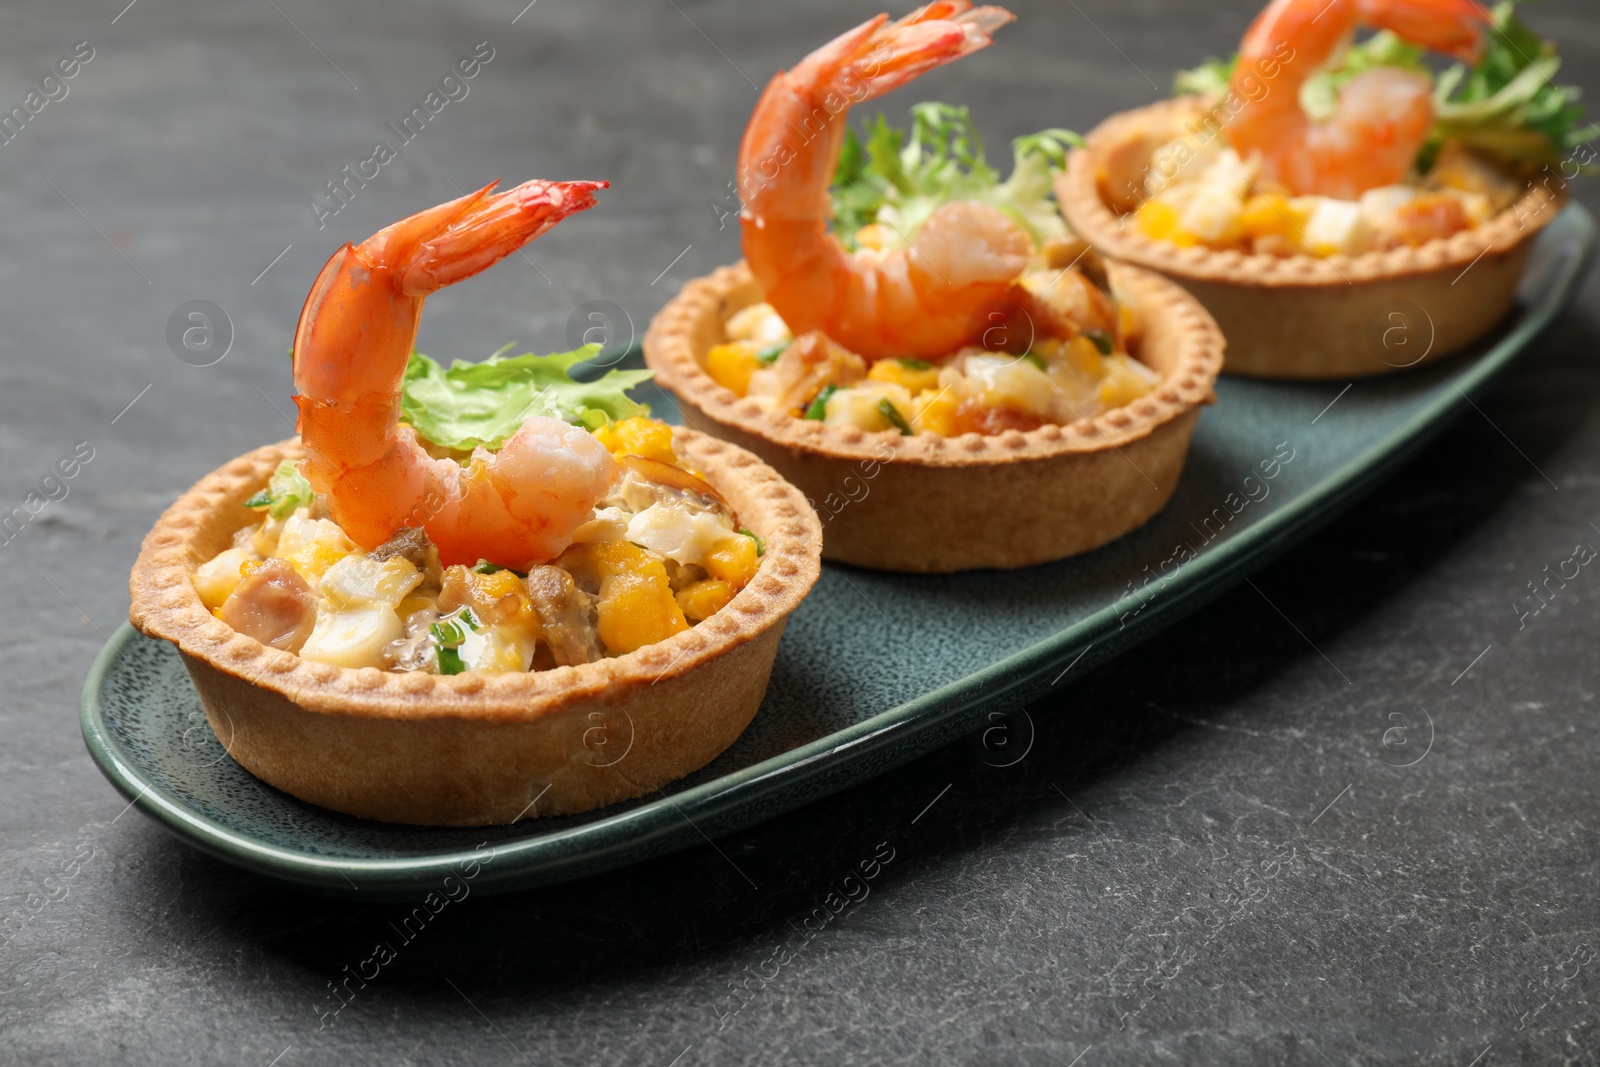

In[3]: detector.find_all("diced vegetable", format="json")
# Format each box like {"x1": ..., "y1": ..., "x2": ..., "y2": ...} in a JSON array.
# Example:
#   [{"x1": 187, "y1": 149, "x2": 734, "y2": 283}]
[
  {"x1": 676, "y1": 578, "x2": 735, "y2": 622},
  {"x1": 243, "y1": 459, "x2": 314, "y2": 520},
  {"x1": 703, "y1": 535, "x2": 759, "y2": 588},
  {"x1": 704, "y1": 342, "x2": 763, "y2": 396},
  {"x1": 878, "y1": 398, "x2": 914, "y2": 436},
  {"x1": 804, "y1": 384, "x2": 839, "y2": 420},
  {"x1": 592, "y1": 416, "x2": 678, "y2": 464}
]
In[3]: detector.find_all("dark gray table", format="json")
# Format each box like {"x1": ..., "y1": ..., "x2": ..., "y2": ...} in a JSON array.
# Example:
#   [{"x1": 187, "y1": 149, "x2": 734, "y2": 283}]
[{"x1": 5, "y1": 1, "x2": 1598, "y2": 1063}]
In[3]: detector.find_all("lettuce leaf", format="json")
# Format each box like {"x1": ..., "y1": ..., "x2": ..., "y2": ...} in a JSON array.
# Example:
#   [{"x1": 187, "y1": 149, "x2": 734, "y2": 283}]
[
  {"x1": 1172, "y1": 2, "x2": 1594, "y2": 170},
  {"x1": 830, "y1": 102, "x2": 1083, "y2": 250},
  {"x1": 399, "y1": 343, "x2": 653, "y2": 451},
  {"x1": 244, "y1": 458, "x2": 314, "y2": 519},
  {"x1": 1433, "y1": 1, "x2": 1598, "y2": 167}
]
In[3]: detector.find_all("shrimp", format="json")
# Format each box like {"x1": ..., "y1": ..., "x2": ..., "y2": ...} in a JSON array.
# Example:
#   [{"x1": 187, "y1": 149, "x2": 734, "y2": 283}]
[
  {"x1": 738, "y1": 2, "x2": 1028, "y2": 363},
  {"x1": 291, "y1": 179, "x2": 618, "y2": 569},
  {"x1": 1225, "y1": 0, "x2": 1486, "y2": 200}
]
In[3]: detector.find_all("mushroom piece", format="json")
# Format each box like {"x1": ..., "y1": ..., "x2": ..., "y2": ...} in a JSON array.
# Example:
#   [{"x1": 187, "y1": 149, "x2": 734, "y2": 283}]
[
  {"x1": 524, "y1": 565, "x2": 603, "y2": 666},
  {"x1": 369, "y1": 526, "x2": 443, "y2": 587},
  {"x1": 218, "y1": 558, "x2": 318, "y2": 653}
]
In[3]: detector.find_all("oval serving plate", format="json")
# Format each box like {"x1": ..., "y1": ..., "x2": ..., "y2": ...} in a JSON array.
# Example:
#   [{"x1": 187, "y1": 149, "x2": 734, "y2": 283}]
[{"x1": 84, "y1": 205, "x2": 1593, "y2": 899}]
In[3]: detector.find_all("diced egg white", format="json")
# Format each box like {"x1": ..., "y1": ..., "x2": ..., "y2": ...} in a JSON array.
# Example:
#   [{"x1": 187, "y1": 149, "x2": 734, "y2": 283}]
[
  {"x1": 1145, "y1": 134, "x2": 1221, "y2": 196},
  {"x1": 275, "y1": 511, "x2": 356, "y2": 561},
  {"x1": 724, "y1": 303, "x2": 791, "y2": 345},
  {"x1": 300, "y1": 605, "x2": 404, "y2": 669},
  {"x1": 961, "y1": 355, "x2": 1056, "y2": 418},
  {"x1": 1302, "y1": 198, "x2": 1367, "y2": 255},
  {"x1": 823, "y1": 383, "x2": 913, "y2": 432},
  {"x1": 195, "y1": 547, "x2": 255, "y2": 610},
  {"x1": 572, "y1": 505, "x2": 630, "y2": 544},
  {"x1": 318, "y1": 555, "x2": 422, "y2": 610},
  {"x1": 457, "y1": 624, "x2": 535, "y2": 674},
  {"x1": 1177, "y1": 149, "x2": 1255, "y2": 243},
  {"x1": 625, "y1": 503, "x2": 736, "y2": 566},
  {"x1": 1358, "y1": 185, "x2": 1418, "y2": 231}
]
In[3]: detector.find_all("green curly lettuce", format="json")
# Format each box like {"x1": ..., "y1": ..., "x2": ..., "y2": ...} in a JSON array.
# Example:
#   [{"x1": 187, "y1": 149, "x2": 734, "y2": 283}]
[
  {"x1": 830, "y1": 101, "x2": 1083, "y2": 251},
  {"x1": 399, "y1": 343, "x2": 653, "y2": 451},
  {"x1": 1433, "y1": 1, "x2": 1598, "y2": 167},
  {"x1": 1172, "y1": 2, "x2": 1594, "y2": 171}
]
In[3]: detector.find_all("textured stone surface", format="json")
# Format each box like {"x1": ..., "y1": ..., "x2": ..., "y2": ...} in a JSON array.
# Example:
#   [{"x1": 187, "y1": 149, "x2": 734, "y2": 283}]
[{"x1": 3, "y1": 0, "x2": 1598, "y2": 1063}]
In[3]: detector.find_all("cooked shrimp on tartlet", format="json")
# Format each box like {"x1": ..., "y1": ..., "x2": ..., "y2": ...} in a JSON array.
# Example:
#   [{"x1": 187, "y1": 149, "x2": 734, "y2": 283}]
[
  {"x1": 1058, "y1": 0, "x2": 1591, "y2": 378},
  {"x1": 645, "y1": 3, "x2": 1225, "y2": 572}
]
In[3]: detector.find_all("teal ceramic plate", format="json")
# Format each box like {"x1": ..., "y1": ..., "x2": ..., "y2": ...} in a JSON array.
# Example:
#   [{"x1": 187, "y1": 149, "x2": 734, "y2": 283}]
[{"x1": 83, "y1": 206, "x2": 1594, "y2": 899}]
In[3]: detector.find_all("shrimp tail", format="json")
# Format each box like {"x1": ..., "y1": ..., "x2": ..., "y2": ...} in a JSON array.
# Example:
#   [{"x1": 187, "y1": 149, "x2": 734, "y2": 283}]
[
  {"x1": 810, "y1": 3, "x2": 1014, "y2": 107},
  {"x1": 291, "y1": 179, "x2": 608, "y2": 555},
  {"x1": 1355, "y1": 0, "x2": 1486, "y2": 64}
]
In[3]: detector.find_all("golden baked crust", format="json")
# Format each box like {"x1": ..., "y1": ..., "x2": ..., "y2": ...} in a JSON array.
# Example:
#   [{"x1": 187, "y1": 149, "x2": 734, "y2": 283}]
[
  {"x1": 643, "y1": 260, "x2": 1224, "y2": 572},
  {"x1": 1057, "y1": 97, "x2": 1565, "y2": 379},
  {"x1": 127, "y1": 429, "x2": 822, "y2": 825}
]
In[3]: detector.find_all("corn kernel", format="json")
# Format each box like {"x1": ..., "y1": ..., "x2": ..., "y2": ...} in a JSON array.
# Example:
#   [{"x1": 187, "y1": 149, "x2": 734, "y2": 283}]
[
  {"x1": 703, "y1": 535, "x2": 759, "y2": 588},
  {"x1": 676, "y1": 578, "x2": 735, "y2": 622},
  {"x1": 868, "y1": 359, "x2": 941, "y2": 396},
  {"x1": 704, "y1": 342, "x2": 762, "y2": 397}
]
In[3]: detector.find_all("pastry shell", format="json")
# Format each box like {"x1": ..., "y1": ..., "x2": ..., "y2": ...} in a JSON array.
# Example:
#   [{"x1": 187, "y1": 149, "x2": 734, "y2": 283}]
[
  {"x1": 1057, "y1": 97, "x2": 1566, "y2": 379},
  {"x1": 127, "y1": 429, "x2": 822, "y2": 826},
  {"x1": 643, "y1": 260, "x2": 1224, "y2": 572}
]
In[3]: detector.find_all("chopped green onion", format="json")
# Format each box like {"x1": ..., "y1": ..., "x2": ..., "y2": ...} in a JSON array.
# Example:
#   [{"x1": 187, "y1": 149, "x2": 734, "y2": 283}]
[
  {"x1": 755, "y1": 342, "x2": 788, "y2": 364},
  {"x1": 804, "y1": 384, "x2": 840, "y2": 421},
  {"x1": 429, "y1": 608, "x2": 481, "y2": 649},
  {"x1": 739, "y1": 527, "x2": 766, "y2": 557},
  {"x1": 1083, "y1": 329, "x2": 1114, "y2": 356},
  {"x1": 472, "y1": 561, "x2": 526, "y2": 577},
  {"x1": 437, "y1": 647, "x2": 467, "y2": 675},
  {"x1": 895, "y1": 358, "x2": 933, "y2": 371},
  {"x1": 878, "y1": 399, "x2": 914, "y2": 436},
  {"x1": 1021, "y1": 352, "x2": 1047, "y2": 371},
  {"x1": 242, "y1": 490, "x2": 273, "y2": 509}
]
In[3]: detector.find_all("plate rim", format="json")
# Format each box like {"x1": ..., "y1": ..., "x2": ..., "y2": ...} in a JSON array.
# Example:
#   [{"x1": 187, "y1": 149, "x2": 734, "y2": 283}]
[{"x1": 82, "y1": 203, "x2": 1597, "y2": 895}]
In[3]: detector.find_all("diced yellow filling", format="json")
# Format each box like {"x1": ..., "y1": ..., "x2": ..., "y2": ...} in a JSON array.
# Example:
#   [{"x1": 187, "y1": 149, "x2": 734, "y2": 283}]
[
  {"x1": 867, "y1": 359, "x2": 941, "y2": 396},
  {"x1": 703, "y1": 534, "x2": 759, "y2": 588},
  {"x1": 704, "y1": 341, "x2": 762, "y2": 396},
  {"x1": 585, "y1": 540, "x2": 689, "y2": 654},
  {"x1": 676, "y1": 578, "x2": 735, "y2": 622},
  {"x1": 1136, "y1": 200, "x2": 1197, "y2": 247},
  {"x1": 593, "y1": 416, "x2": 677, "y2": 464}
]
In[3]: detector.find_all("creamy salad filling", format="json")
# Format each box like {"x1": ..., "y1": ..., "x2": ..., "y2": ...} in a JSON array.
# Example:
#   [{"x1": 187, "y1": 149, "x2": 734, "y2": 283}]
[
  {"x1": 1134, "y1": 140, "x2": 1518, "y2": 257},
  {"x1": 1142, "y1": 5, "x2": 1593, "y2": 259},
  {"x1": 710, "y1": 102, "x2": 1159, "y2": 436},
  {"x1": 704, "y1": 286, "x2": 1157, "y2": 436},
  {"x1": 197, "y1": 417, "x2": 762, "y2": 674}
]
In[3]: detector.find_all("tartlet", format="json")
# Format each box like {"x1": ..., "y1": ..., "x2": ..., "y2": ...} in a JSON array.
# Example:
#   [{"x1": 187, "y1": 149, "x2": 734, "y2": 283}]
[
  {"x1": 128, "y1": 428, "x2": 822, "y2": 826},
  {"x1": 644, "y1": 259, "x2": 1224, "y2": 573},
  {"x1": 1058, "y1": 96, "x2": 1565, "y2": 380}
]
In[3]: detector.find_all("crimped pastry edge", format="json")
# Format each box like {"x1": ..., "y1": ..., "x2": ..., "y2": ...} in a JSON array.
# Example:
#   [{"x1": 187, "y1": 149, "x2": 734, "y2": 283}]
[{"x1": 128, "y1": 428, "x2": 823, "y2": 723}]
